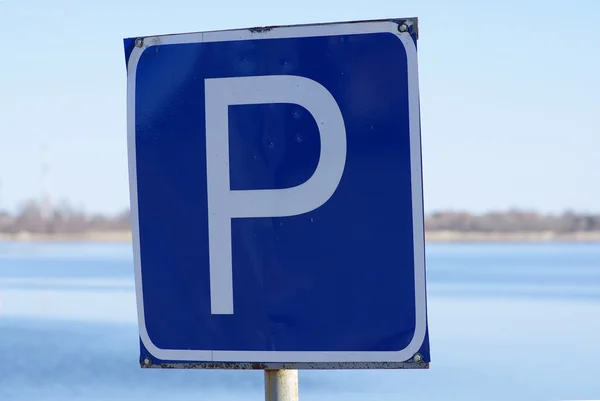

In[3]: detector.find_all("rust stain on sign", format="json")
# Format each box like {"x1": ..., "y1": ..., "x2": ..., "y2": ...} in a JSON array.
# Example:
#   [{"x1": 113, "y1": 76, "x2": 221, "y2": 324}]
[
  {"x1": 140, "y1": 360, "x2": 429, "y2": 370},
  {"x1": 248, "y1": 26, "x2": 275, "y2": 33}
]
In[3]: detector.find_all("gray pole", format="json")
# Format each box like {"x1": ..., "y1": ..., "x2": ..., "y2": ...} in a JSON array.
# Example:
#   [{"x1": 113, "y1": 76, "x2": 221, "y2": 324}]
[{"x1": 264, "y1": 369, "x2": 298, "y2": 401}]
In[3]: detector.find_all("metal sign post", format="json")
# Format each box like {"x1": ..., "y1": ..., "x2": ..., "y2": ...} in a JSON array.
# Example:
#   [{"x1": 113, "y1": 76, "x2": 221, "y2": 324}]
[
  {"x1": 124, "y1": 17, "x2": 429, "y2": 400},
  {"x1": 265, "y1": 370, "x2": 298, "y2": 401}
]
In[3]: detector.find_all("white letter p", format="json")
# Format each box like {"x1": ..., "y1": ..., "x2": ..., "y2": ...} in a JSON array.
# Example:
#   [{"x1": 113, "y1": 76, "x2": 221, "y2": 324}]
[{"x1": 205, "y1": 75, "x2": 347, "y2": 315}]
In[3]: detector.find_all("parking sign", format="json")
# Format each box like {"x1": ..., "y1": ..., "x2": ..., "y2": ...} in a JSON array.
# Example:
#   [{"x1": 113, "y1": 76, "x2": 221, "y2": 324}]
[{"x1": 124, "y1": 18, "x2": 429, "y2": 369}]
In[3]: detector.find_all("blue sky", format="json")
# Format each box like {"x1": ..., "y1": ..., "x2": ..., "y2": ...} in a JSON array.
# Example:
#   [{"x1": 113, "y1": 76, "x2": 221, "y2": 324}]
[{"x1": 0, "y1": 0, "x2": 598, "y2": 215}]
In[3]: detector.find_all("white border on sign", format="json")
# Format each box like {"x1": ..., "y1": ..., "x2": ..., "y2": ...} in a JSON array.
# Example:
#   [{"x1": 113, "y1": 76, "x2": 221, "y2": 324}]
[{"x1": 126, "y1": 20, "x2": 427, "y2": 363}]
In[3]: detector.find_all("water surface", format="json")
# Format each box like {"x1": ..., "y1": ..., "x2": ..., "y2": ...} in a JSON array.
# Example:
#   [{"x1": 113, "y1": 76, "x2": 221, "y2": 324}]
[{"x1": 1, "y1": 242, "x2": 599, "y2": 400}]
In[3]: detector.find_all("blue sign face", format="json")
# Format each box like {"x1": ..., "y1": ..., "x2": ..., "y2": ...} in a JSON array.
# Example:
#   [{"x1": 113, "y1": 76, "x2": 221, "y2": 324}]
[{"x1": 125, "y1": 19, "x2": 429, "y2": 368}]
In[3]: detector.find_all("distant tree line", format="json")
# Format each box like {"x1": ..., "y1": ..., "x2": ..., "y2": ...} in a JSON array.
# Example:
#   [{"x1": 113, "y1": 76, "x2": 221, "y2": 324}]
[
  {"x1": 1, "y1": 199, "x2": 600, "y2": 234},
  {"x1": 0, "y1": 199, "x2": 130, "y2": 234},
  {"x1": 425, "y1": 210, "x2": 600, "y2": 233}
]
